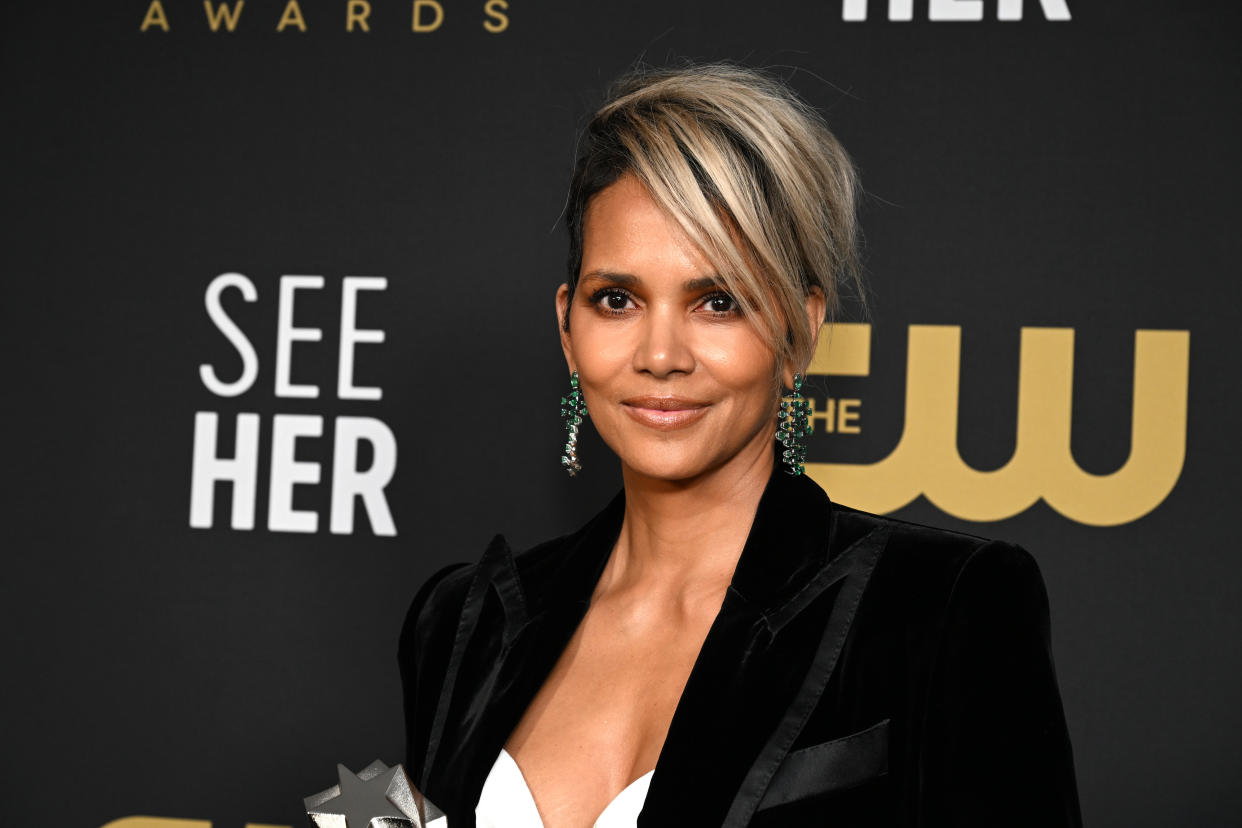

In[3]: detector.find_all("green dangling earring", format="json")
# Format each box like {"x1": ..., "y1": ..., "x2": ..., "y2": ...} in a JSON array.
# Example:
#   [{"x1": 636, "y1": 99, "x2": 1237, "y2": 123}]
[
  {"x1": 777, "y1": 372, "x2": 811, "y2": 475},
  {"x1": 560, "y1": 371, "x2": 588, "y2": 476}
]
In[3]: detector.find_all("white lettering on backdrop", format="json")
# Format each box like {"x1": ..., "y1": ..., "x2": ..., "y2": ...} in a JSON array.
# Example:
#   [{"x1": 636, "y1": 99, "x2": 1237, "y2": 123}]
[{"x1": 190, "y1": 273, "x2": 398, "y2": 536}]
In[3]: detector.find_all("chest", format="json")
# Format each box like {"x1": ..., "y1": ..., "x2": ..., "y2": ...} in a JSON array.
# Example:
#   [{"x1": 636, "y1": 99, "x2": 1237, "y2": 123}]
[
  {"x1": 502, "y1": 598, "x2": 720, "y2": 827},
  {"x1": 414, "y1": 525, "x2": 891, "y2": 827}
]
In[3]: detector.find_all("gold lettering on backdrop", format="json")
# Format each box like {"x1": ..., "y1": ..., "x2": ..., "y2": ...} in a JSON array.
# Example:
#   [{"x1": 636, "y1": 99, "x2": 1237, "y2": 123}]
[
  {"x1": 99, "y1": 819, "x2": 212, "y2": 828},
  {"x1": 810, "y1": 321, "x2": 871, "y2": 375},
  {"x1": 203, "y1": 1, "x2": 244, "y2": 32},
  {"x1": 837, "y1": 399, "x2": 862, "y2": 434},
  {"x1": 98, "y1": 821, "x2": 290, "y2": 828},
  {"x1": 483, "y1": 0, "x2": 510, "y2": 32},
  {"x1": 346, "y1": 0, "x2": 372, "y2": 31},
  {"x1": 139, "y1": 0, "x2": 170, "y2": 31},
  {"x1": 412, "y1": 0, "x2": 445, "y2": 32},
  {"x1": 811, "y1": 397, "x2": 836, "y2": 432},
  {"x1": 807, "y1": 397, "x2": 864, "y2": 433},
  {"x1": 806, "y1": 325, "x2": 1190, "y2": 526},
  {"x1": 276, "y1": 0, "x2": 307, "y2": 32},
  {"x1": 138, "y1": 0, "x2": 514, "y2": 34},
  {"x1": 805, "y1": 323, "x2": 869, "y2": 435}
]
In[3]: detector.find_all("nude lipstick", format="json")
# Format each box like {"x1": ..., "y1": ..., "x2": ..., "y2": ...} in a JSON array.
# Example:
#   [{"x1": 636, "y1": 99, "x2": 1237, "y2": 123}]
[{"x1": 620, "y1": 396, "x2": 710, "y2": 431}]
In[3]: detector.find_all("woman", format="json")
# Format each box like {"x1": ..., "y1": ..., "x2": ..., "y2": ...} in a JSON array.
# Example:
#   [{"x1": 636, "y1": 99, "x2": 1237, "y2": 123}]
[{"x1": 399, "y1": 63, "x2": 1082, "y2": 827}]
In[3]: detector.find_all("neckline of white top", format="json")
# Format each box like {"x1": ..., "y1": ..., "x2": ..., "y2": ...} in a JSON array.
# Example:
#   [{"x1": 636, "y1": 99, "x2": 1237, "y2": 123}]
[{"x1": 474, "y1": 748, "x2": 655, "y2": 828}]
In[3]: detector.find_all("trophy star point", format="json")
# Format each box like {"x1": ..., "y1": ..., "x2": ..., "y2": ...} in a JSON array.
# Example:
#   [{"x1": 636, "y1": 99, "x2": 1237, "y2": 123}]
[{"x1": 311, "y1": 762, "x2": 408, "y2": 828}]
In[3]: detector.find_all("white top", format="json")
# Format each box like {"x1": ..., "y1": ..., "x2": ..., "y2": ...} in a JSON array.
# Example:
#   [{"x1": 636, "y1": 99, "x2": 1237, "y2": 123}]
[{"x1": 472, "y1": 748, "x2": 654, "y2": 828}]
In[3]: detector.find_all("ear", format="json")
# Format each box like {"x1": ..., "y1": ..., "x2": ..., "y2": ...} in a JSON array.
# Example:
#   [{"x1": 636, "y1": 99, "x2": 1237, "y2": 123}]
[
  {"x1": 555, "y1": 283, "x2": 575, "y2": 373},
  {"x1": 804, "y1": 285, "x2": 828, "y2": 354},
  {"x1": 782, "y1": 287, "x2": 828, "y2": 389}
]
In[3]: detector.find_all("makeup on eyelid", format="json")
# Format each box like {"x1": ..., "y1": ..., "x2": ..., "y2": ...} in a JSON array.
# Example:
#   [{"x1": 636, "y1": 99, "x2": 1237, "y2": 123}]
[{"x1": 584, "y1": 286, "x2": 741, "y2": 317}]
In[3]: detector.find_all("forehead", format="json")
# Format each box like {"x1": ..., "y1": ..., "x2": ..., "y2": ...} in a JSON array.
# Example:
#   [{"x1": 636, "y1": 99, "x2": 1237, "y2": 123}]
[{"x1": 580, "y1": 173, "x2": 715, "y2": 280}]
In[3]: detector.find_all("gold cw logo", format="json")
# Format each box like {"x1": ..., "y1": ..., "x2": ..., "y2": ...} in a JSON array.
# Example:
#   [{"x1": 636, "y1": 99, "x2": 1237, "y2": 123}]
[{"x1": 806, "y1": 324, "x2": 1190, "y2": 527}]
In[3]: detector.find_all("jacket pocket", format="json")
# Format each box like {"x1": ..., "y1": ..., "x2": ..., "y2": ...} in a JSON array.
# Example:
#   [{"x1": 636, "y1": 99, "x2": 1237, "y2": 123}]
[{"x1": 757, "y1": 718, "x2": 891, "y2": 811}]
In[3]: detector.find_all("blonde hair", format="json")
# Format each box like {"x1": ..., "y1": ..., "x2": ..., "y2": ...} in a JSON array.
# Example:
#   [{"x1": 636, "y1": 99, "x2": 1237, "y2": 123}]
[{"x1": 564, "y1": 62, "x2": 863, "y2": 373}]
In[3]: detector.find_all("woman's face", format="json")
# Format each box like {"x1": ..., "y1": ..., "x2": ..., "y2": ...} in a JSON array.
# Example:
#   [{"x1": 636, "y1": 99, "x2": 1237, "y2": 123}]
[{"x1": 557, "y1": 173, "x2": 817, "y2": 483}]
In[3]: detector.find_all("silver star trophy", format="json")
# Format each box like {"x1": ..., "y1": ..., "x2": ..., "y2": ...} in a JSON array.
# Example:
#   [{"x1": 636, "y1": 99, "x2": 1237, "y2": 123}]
[{"x1": 305, "y1": 760, "x2": 446, "y2": 828}]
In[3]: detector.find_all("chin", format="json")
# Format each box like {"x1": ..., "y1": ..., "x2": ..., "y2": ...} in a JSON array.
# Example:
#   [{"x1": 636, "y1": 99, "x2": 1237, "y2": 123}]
[{"x1": 614, "y1": 438, "x2": 735, "y2": 483}]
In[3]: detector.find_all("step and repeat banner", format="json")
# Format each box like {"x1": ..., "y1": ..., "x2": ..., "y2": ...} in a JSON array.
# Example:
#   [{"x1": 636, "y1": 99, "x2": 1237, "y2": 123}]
[{"x1": 3, "y1": 2, "x2": 1239, "y2": 826}]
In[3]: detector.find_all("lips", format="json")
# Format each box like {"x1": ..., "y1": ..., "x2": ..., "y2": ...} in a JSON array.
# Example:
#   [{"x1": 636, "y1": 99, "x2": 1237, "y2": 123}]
[{"x1": 620, "y1": 396, "x2": 711, "y2": 431}]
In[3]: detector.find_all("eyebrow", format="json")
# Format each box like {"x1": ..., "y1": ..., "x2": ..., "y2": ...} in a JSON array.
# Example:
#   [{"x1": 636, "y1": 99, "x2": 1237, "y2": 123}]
[{"x1": 578, "y1": 270, "x2": 723, "y2": 292}]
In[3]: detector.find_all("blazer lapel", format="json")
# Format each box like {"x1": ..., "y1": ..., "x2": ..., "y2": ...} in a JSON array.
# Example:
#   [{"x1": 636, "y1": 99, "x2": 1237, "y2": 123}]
[
  {"x1": 423, "y1": 492, "x2": 625, "y2": 826},
  {"x1": 423, "y1": 465, "x2": 887, "y2": 828},
  {"x1": 719, "y1": 525, "x2": 887, "y2": 826},
  {"x1": 637, "y1": 471, "x2": 888, "y2": 827}
]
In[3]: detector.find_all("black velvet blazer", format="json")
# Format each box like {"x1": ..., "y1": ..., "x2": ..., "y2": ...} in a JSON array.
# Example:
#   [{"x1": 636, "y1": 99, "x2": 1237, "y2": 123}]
[{"x1": 398, "y1": 462, "x2": 1082, "y2": 827}]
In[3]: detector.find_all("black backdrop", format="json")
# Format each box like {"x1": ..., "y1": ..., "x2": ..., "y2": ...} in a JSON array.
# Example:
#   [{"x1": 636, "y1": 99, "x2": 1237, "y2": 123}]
[{"x1": 4, "y1": 2, "x2": 1240, "y2": 826}]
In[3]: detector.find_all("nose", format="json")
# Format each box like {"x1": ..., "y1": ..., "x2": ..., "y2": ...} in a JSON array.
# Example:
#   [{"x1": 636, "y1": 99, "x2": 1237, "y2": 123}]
[{"x1": 632, "y1": 304, "x2": 695, "y2": 377}]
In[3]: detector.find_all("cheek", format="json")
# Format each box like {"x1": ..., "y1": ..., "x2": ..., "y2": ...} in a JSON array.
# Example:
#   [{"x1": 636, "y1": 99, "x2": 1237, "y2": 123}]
[
  {"x1": 567, "y1": 310, "x2": 635, "y2": 405},
  {"x1": 571, "y1": 318, "x2": 630, "y2": 374},
  {"x1": 699, "y1": 326, "x2": 779, "y2": 397}
]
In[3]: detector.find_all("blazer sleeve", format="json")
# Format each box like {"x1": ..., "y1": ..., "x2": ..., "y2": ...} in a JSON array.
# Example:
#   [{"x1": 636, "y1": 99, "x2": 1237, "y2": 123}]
[
  {"x1": 915, "y1": 541, "x2": 1083, "y2": 827},
  {"x1": 397, "y1": 561, "x2": 472, "y2": 787}
]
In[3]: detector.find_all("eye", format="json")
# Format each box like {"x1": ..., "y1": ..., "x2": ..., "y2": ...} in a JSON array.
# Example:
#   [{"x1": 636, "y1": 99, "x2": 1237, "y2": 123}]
[
  {"x1": 589, "y1": 287, "x2": 637, "y2": 314},
  {"x1": 699, "y1": 291, "x2": 739, "y2": 316}
]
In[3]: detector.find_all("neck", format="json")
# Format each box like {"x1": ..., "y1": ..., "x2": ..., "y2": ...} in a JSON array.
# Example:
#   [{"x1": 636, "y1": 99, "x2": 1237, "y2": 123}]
[{"x1": 600, "y1": 433, "x2": 777, "y2": 603}]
